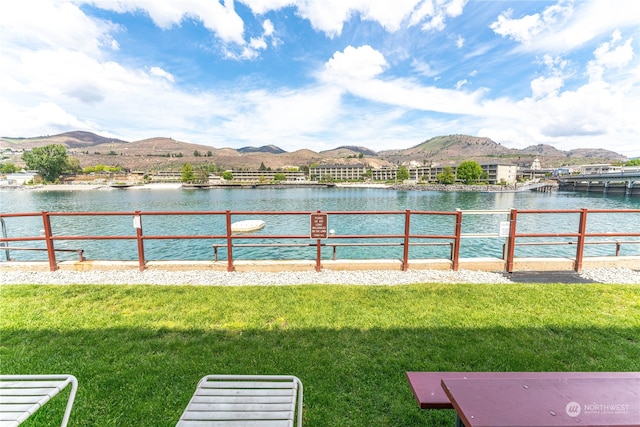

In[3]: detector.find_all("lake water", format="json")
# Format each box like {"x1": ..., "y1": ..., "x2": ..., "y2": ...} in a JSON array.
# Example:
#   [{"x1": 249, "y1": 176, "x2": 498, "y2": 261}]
[{"x1": 1, "y1": 186, "x2": 639, "y2": 262}]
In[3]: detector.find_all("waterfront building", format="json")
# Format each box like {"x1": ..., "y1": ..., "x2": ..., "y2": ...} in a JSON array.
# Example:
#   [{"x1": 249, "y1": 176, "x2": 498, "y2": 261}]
[
  {"x1": 482, "y1": 163, "x2": 518, "y2": 184},
  {"x1": 579, "y1": 164, "x2": 622, "y2": 174},
  {"x1": 228, "y1": 170, "x2": 306, "y2": 183},
  {"x1": 371, "y1": 167, "x2": 398, "y2": 181},
  {"x1": 309, "y1": 164, "x2": 368, "y2": 181}
]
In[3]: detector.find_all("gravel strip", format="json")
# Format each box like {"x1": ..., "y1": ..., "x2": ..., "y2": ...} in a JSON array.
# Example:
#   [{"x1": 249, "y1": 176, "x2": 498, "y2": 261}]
[
  {"x1": 578, "y1": 268, "x2": 640, "y2": 284},
  {"x1": 1, "y1": 268, "x2": 638, "y2": 286}
]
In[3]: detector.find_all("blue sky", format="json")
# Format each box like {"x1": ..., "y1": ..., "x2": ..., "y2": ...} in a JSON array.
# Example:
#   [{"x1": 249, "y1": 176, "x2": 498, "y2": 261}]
[{"x1": 1, "y1": 1, "x2": 639, "y2": 157}]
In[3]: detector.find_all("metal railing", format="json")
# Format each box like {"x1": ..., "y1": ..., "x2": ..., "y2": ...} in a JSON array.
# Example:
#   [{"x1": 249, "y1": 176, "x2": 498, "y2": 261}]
[{"x1": 1, "y1": 209, "x2": 638, "y2": 272}]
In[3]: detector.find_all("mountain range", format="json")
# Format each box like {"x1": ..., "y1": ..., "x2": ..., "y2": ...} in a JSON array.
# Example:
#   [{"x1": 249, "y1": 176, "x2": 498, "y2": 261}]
[{"x1": 0, "y1": 131, "x2": 628, "y2": 171}]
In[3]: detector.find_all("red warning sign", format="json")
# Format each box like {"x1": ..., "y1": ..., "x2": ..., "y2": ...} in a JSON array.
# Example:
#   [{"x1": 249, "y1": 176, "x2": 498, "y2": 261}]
[{"x1": 310, "y1": 213, "x2": 328, "y2": 239}]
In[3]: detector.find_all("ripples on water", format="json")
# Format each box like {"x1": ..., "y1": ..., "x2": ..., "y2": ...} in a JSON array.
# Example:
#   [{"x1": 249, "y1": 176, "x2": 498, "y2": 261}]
[{"x1": 1, "y1": 187, "x2": 638, "y2": 261}]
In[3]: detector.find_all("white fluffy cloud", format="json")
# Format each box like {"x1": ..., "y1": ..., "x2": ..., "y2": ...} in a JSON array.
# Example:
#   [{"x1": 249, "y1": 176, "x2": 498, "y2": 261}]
[
  {"x1": 91, "y1": 0, "x2": 246, "y2": 44},
  {"x1": 323, "y1": 45, "x2": 388, "y2": 81},
  {"x1": 243, "y1": 0, "x2": 467, "y2": 37},
  {"x1": 530, "y1": 76, "x2": 564, "y2": 99},
  {"x1": 587, "y1": 31, "x2": 635, "y2": 81},
  {"x1": 490, "y1": 1, "x2": 573, "y2": 44},
  {"x1": 491, "y1": 0, "x2": 639, "y2": 54},
  {"x1": 409, "y1": 0, "x2": 467, "y2": 32},
  {"x1": 321, "y1": 46, "x2": 486, "y2": 117},
  {"x1": 0, "y1": 1, "x2": 117, "y2": 55}
]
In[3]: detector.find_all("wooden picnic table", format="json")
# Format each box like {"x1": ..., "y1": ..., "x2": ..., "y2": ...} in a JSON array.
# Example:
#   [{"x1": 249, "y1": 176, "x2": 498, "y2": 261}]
[
  {"x1": 441, "y1": 377, "x2": 640, "y2": 427},
  {"x1": 405, "y1": 371, "x2": 640, "y2": 410}
]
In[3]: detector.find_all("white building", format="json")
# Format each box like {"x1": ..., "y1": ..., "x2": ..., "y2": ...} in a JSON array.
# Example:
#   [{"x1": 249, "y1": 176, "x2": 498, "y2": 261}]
[
  {"x1": 3, "y1": 172, "x2": 37, "y2": 185},
  {"x1": 579, "y1": 164, "x2": 622, "y2": 175}
]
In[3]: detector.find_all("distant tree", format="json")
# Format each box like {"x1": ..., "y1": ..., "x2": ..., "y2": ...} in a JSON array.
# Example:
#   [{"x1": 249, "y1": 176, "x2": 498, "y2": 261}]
[
  {"x1": 206, "y1": 151, "x2": 213, "y2": 157},
  {"x1": 436, "y1": 166, "x2": 456, "y2": 185},
  {"x1": 273, "y1": 173, "x2": 286, "y2": 182},
  {"x1": 193, "y1": 150, "x2": 201, "y2": 157},
  {"x1": 456, "y1": 160, "x2": 484, "y2": 184},
  {"x1": 259, "y1": 162, "x2": 268, "y2": 171},
  {"x1": 358, "y1": 152, "x2": 364, "y2": 159},
  {"x1": 22, "y1": 144, "x2": 68, "y2": 182},
  {"x1": 64, "y1": 157, "x2": 82, "y2": 174},
  {"x1": 195, "y1": 165, "x2": 209, "y2": 184},
  {"x1": 0, "y1": 162, "x2": 19, "y2": 174},
  {"x1": 626, "y1": 159, "x2": 640, "y2": 166},
  {"x1": 397, "y1": 166, "x2": 410, "y2": 181},
  {"x1": 108, "y1": 150, "x2": 117, "y2": 156},
  {"x1": 181, "y1": 163, "x2": 195, "y2": 183},
  {"x1": 222, "y1": 171, "x2": 233, "y2": 181}
]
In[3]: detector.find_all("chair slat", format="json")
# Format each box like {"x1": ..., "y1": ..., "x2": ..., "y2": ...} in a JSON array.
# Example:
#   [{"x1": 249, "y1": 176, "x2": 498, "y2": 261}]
[
  {"x1": 191, "y1": 396, "x2": 292, "y2": 404},
  {"x1": 0, "y1": 381, "x2": 66, "y2": 389},
  {"x1": 178, "y1": 420, "x2": 290, "y2": 427},
  {"x1": 0, "y1": 396, "x2": 44, "y2": 404},
  {"x1": 199, "y1": 381, "x2": 295, "y2": 389},
  {"x1": 186, "y1": 403, "x2": 294, "y2": 412},
  {"x1": 181, "y1": 410, "x2": 292, "y2": 420},
  {"x1": 196, "y1": 389, "x2": 294, "y2": 397}
]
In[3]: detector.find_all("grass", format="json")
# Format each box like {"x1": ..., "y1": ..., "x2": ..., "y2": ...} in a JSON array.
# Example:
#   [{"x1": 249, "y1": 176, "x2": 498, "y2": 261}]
[{"x1": 1, "y1": 283, "x2": 639, "y2": 426}]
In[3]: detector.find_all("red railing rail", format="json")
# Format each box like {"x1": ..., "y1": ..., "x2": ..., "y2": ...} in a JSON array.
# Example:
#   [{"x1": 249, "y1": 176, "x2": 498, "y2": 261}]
[
  {"x1": 504, "y1": 208, "x2": 640, "y2": 272},
  {"x1": 1, "y1": 209, "x2": 639, "y2": 272}
]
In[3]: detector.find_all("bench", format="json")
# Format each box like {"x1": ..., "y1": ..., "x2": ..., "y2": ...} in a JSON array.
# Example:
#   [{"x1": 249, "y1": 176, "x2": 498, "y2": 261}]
[{"x1": 406, "y1": 371, "x2": 640, "y2": 410}]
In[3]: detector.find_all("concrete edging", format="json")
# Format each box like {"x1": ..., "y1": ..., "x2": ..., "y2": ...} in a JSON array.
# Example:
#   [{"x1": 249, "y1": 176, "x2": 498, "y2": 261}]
[{"x1": 1, "y1": 256, "x2": 638, "y2": 272}]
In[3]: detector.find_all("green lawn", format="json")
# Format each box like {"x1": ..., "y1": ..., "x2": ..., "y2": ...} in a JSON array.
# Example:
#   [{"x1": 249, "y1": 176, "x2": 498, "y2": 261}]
[{"x1": 1, "y1": 283, "x2": 639, "y2": 426}]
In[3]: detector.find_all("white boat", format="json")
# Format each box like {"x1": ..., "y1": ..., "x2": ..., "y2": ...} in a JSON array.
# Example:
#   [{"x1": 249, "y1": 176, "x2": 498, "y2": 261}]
[{"x1": 231, "y1": 219, "x2": 265, "y2": 233}]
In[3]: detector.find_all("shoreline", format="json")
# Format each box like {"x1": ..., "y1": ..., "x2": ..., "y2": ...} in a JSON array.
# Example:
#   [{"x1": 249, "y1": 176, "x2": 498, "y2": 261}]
[
  {"x1": 1, "y1": 181, "x2": 552, "y2": 193},
  {"x1": 1, "y1": 183, "x2": 184, "y2": 191}
]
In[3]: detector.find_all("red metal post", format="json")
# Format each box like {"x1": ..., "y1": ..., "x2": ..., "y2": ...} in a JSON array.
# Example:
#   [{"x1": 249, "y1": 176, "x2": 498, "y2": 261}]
[
  {"x1": 134, "y1": 211, "x2": 145, "y2": 271},
  {"x1": 225, "y1": 210, "x2": 234, "y2": 272},
  {"x1": 402, "y1": 210, "x2": 411, "y2": 271},
  {"x1": 451, "y1": 209, "x2": 462, "y2": 271},
  {"x1": 315, "y1": 240, "x2": 322, "y2": 272},
  {"x1": 315, "y1": 210, "x2": 322, "y2": 272},
  {"x1": 506, "y1": 209, "x2": 518, "y2": 273},
  {"x1": 42, "y1": 211, "x2": 58, "y2": 271},
  {"x1": 575, "y1": 208, "x2": 588, "y2": 272}
]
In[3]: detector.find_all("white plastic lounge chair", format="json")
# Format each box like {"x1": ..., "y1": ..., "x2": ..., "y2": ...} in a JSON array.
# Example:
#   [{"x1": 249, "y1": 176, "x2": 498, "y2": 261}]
[
  {"x1": 0, "y1": 374, "x2": 78, "y2": 427},
  {"x1": 176, "y1": 375, "x2": 303, "y2": 426}
]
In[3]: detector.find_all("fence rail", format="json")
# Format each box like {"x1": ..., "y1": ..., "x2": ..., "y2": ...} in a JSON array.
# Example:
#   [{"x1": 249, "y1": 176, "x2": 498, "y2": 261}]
[{"x1": 1, "y1": 209, "x2": 639, "y2": 272}]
